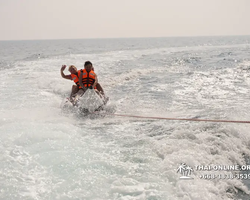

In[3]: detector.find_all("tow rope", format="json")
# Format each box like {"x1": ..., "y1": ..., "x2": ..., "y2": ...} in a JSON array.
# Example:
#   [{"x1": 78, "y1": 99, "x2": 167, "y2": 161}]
[{"x1": 102, "y1": 113, "x2": 250, "y2": 124}]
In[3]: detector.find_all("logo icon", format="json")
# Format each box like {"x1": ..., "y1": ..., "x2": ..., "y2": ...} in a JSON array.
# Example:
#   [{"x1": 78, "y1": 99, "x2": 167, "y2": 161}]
[{"x1": 177, "y1": 163, "x2": 194, "y2": 180}]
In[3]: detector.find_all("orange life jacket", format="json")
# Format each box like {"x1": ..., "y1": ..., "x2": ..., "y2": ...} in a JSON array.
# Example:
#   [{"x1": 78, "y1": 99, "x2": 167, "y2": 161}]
[
  {"x1": 71, "y1": 69, "x2": 96, "y2": 88},
  {"x1": 80, "y1": 69, "x2": 96, "y2": 88},
  {"x1": 71, "y1": 70, "x2": 81, "y2": 88}
]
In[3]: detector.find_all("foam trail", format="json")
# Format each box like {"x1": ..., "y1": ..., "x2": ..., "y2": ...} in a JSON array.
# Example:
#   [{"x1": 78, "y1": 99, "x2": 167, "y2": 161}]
[{"x1": 1, "y1": 37, "x2": 250, "y2": 199}]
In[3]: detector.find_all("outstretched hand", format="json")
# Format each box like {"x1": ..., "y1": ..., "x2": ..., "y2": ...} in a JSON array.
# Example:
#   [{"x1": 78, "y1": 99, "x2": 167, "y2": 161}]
[{"x1": 61, "y1": 65, "x2": 66, "y2": 71}]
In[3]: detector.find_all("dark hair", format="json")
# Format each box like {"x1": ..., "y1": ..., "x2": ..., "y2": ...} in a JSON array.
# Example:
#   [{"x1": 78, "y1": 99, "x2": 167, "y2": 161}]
[{"x1": 84, "y1": 61, "x2": 92, "y2": 66}]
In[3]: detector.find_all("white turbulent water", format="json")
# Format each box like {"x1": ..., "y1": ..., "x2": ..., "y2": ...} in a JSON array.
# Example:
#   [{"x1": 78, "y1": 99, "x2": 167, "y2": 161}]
[{"x1": 1, "y1": 36, "x2": 250, "y2": 200}]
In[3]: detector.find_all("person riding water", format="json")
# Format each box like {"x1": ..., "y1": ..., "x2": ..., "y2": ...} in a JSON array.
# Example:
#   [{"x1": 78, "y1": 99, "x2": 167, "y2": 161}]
[{"x1": 60, "y1": 61, "x2": 107, "y2": 104}]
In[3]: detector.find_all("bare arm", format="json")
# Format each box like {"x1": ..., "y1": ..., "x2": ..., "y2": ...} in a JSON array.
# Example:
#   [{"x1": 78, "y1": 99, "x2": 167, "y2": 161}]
[
  {"x1": 61, "y1": 65, "x2": 72, "y2": 80},
  {"x1": 79, "y1": 70, "x2": 86, "y2": 90},
  {"x1": 93, "y1": 74, "x2": 98, "y2": 89}
]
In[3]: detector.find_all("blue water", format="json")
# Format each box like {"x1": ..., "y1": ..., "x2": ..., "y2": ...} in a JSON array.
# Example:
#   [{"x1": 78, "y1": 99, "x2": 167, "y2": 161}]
[{"x1": 1, "y1": 36, "x2": 250, "y2": 199}]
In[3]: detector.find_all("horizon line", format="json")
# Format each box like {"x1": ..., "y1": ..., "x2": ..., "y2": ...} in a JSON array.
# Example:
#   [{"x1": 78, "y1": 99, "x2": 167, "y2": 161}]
[{"x1": 0, "y1": 34, "x2": 250, "y2": 42}]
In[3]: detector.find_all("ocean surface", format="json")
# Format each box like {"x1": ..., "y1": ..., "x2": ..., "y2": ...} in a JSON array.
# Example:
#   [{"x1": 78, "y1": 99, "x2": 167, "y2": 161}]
[{"x1": 1, "y1": 36, "x2": 250, "y2": 200}]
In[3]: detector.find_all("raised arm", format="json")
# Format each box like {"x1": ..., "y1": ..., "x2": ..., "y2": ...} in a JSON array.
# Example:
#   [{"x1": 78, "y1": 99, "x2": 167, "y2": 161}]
[{"x1": 60, "y1": 65, "x2": 72, "y2": 80}]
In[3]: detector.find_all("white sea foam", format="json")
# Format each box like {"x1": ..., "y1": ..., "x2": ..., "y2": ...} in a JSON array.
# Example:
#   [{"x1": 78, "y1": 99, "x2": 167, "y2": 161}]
[{"x1": 1, "y1": 37, "x2": 250, "y2": 199}]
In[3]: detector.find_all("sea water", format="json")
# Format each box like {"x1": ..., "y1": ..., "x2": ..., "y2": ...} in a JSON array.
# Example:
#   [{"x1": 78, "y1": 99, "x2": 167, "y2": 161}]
[{"x1": 1, "y1": 36, "x2": 250, "y2": 199}]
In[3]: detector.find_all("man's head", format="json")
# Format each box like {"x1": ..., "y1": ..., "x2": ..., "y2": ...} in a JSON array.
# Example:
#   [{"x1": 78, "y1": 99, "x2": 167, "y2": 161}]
[
  {"x1": 68, "y1": 65, "x2": 77, "y2": 74},
  {"x1": 84, "y1": 61, "x2": 93, "y2": 72}
]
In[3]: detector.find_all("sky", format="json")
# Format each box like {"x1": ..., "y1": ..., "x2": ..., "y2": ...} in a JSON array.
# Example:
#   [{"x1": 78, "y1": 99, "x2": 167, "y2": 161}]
[{"x1": 0, "y1": 0, "x2": 249, "y2": 40}]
